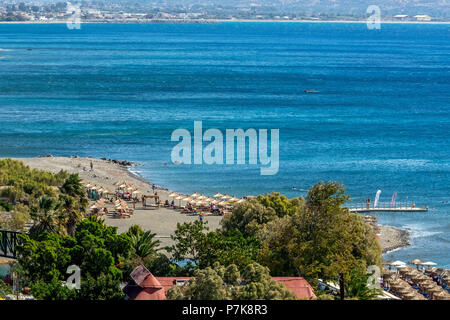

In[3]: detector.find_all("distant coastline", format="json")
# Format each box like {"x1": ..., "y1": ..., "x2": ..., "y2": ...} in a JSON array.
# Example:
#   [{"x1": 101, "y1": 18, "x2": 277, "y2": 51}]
[{"x1": 0, "y1": 19, "x2": 449, "y2": 25}]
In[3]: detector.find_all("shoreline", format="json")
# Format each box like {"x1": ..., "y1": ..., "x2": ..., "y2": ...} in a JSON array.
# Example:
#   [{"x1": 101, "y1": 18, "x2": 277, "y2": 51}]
[
  {"x1": 379, "y1": 226, "x2": 410, "y2": 254},
  {"x1": 4, "y1": 156, "x2": 410, "y2": 252},
  {"x1": 0, "y1": 20, "x2": 449, "y2": 25}
]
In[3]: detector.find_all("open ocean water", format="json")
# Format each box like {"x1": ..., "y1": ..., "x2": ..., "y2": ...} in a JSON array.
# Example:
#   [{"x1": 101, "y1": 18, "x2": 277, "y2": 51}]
[{"x1": 0, "y1": 22, "x2": 449, "y2": 266}]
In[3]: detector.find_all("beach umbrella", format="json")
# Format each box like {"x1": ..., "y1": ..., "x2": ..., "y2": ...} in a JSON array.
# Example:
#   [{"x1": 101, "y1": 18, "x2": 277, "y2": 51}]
[
  {"x1": 183, "y1": 197, "x2": 193, "y2": 202},
  {"x1": 221, "y1": 194, "x2": 232, "y2": 200},
  {"x1": 236, "y1": 199, "x2": 245, "y2": 204},
  {"x1": 433, "y1": 291, "x2": 450, "y2": 300},
  {"x1": 422, "y1": 261, "x2": 437, "y2": 267},
  {"x1": 85, "y1": 183, "x2": 93, "y2": 188},
  {"x1": 409, "y1": 259, "x2": 425, "y2": 265},
  {"x1": 383, "y1": 260, "x2": 394, "y2": 266},
  {"x1": 169, "y1": 192, "x2": 178, "y2": 197},
  {"x1": 213, "y1": 193, "x2": 223, "y2": 198},
  {"x1": 174, "y1": 195, "x2": 184, "y2": 206},
  {"x1": 402, "y1": 292, "x2": 419, "y2": 300},
  {"x1": 392, "y1": 261, "x2": 407, "y2": 267},
  {"x1": 190, "y1": 193, "x2": 200, "y2": 199},
  {"x1": 210, "y1": 199, "x2": 219, "y2": 205},
  {"x1": 193, "y1": 200, "x2": 204, "y2": 206},
  {"x1": 218, "y1": 201, "x2": 228, "y2": 207},
  {"x1": 197, "y1": 195, "x2": 206, "y2": 200},
  {"x1": 411, "y1": 275, "x2": 428, "y2": 282},
  {"x1": 229, "y1": 197, "x2": 239, "y2": 202}
]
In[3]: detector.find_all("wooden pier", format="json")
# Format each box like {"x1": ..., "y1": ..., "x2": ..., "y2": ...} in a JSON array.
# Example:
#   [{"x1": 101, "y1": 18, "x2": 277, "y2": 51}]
[{"x1": 349, "y1": 207, "x2": 428, "y2": 213}]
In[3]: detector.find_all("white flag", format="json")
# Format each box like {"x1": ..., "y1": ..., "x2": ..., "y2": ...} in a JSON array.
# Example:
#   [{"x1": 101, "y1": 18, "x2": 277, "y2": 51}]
[{"x1": 374, "y1": 190, "x2": 382, "y2": 208}]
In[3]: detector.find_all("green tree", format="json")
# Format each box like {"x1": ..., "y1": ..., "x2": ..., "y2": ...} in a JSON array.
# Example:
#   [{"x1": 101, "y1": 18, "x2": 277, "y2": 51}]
[
  {"x1": 344, "y1": 268, "x2": 382, "y2": 300},
  {"x1": 236, "y1": 263, "x2": 297, "y2": 300},
  {"x1": 166, "y1": 262, "x2": 296, "y2": 300},
  {"x1": 257, "y1": 182, "x2": 382, "y2": 291},
  {"x1": 129, "y1": 230, "x2": 161, "y2": 261},
  {"x1": 221, "y1": 200, "x2": 277, "y2": 237},
  {"x1": 198, "y1": 231, "x2": 260, "y2": 270},
  {"x1": 16, "y1": 216, "x2": 132, "y2": 300},
  {"x1": 29, "y1": 196, "x2": 61, "y2": 237},
  {"x1": 255, "y1": 192, "x2": 304, "y2": 218},
  {"x1": 57, "y1": 194, "x2": 83, "y2": 236},
  {"x1": 167, "y1": 220, "x2": 209, "y2": 266}
]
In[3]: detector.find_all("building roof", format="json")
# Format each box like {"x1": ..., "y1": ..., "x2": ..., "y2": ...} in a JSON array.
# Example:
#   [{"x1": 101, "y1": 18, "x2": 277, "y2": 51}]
[
  {"x1": 124, "y1": 264, "x2": 166, "y2": 299},
  {"x1": 130, "y1": 264, "x2": 151, "y2": 287},
  {"x1": 156, "y1": 277, "x2": 192, "y2": 292},
  {"x1": 272, "y1": 277, "x2": 317, "y2": 300},
  {"x1": 124, "y1": 266, "x2": 316, "y2": 300}
]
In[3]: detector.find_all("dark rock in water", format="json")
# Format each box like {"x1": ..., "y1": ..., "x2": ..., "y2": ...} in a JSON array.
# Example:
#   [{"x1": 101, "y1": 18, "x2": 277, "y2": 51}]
[
  {"x1": 45, "y1": 154, "x2": 53, "y2": 158},
  {"x1": 110, "y1": 159, "x2": 133, "y2": 166},
  {"x1": 100, "y1": 157, "x2": 107, "y2": 161}
]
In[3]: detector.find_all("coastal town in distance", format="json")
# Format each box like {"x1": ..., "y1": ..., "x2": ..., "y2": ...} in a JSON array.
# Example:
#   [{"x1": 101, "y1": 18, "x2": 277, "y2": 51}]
[
  {"x1": 0, "y1": 0, "x2": 450, "y2": 311},
  {"x1": 0, "y1": 0, "x2": 448, "y2": 23}
]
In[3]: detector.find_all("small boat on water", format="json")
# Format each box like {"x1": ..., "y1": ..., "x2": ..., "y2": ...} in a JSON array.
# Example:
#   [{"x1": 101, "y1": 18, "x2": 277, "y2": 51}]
[{"x1": 304, "y1": 89, "x2": 320, "y2": 93}]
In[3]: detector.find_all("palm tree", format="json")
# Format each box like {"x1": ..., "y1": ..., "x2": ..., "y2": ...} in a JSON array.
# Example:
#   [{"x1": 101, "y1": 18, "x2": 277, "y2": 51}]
[
  {"x1": 344, "y1": 268, "x2": 382, "y2": 300},
  {"x1": 59, "y1": 174, "x2": 88, "y2": 212},
  {"x1": 57, "y1": 194, "x2": 83, "y2": 236},
  {"x1": 29, "y1": 196, "x2": 60, "y2": 237},
  {"x1": 130, "y1": 230, "x2": 161, "y2": 261}
]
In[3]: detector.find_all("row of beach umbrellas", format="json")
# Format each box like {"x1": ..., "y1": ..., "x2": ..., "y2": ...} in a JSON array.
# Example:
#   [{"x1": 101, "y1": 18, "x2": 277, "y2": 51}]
[
  {"x1": 82, "y1": 181, "x2": 112, "y2": 195},
  {"x1": 168, "y1": 192, "x2": 246, "y2": 207},
  {"x1": 114, "y1": 181, "x2": 143, "y2": 195},
  {"x1": 384, "y1": 259, "x2": 437, "y2": 268},
  {"x1": 382, "y1": 260, "x2": 450, "y2": 300}
]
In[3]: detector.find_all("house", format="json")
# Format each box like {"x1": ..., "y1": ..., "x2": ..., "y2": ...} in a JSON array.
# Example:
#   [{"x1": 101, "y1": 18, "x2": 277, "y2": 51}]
[
  {"x1": 123, "y1": 264, "x2": 316, "y2": 300},
  {"x1": 414, "y1": 15, "x2": 432, "y2": 21}
]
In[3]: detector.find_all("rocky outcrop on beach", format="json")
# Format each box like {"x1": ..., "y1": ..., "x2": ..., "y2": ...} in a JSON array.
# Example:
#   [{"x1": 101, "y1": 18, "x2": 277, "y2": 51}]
[
  {"x1": 379, "y1": 226, "x2": 410, "y2": 253},
  {"x1": 362, "y1": 215, "x2": 410, "y2": 253}
]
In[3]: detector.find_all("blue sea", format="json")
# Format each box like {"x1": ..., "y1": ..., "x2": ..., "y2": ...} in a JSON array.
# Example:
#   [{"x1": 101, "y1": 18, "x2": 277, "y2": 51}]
[{"x1": 0, "y1": 22, "x2": 449, "y2": 267}]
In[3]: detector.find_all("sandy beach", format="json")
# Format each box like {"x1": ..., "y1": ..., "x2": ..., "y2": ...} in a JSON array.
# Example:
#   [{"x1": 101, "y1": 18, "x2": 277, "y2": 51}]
[
  {"x1": 6, "y1": 156, "x2": 409, "y2": 251},
  {"x1": 11, "y1": 156, "x2": 222, "y2": 248}
]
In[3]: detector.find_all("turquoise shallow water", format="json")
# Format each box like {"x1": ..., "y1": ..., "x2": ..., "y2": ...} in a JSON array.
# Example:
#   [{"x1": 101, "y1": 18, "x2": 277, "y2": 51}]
[{"x1": 0, "y1": 22, "x2": 449, "y2": 266}]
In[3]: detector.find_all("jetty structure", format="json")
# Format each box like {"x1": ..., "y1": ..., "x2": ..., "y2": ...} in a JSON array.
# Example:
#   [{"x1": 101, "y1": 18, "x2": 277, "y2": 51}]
[{"x1": 348, "y1": 204, "x2": 428, "y2": 213}]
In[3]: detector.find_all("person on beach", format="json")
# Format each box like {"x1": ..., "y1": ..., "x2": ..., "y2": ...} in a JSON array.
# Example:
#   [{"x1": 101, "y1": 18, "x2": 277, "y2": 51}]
[{"x1": 90, "y1": 161, "x2": 93, "y2": 171}]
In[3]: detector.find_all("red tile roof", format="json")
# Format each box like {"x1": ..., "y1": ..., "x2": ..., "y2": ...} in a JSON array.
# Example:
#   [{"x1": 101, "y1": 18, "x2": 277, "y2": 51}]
[
  {"x1": 124, "y1": 265, "x2": 316, "y2": 300},
  {"x1": 141, "y1": 273, "x2": 163, "y2": 289},
  {"x1": 156, "y1": 277, "x2": 192, "y2": 293},
  {"x1": 271, "y1": 277, "x2": 317, "y2": 300},
  {"x1": 155, "y1": 276, "x2": 316, "y2": 300}
]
